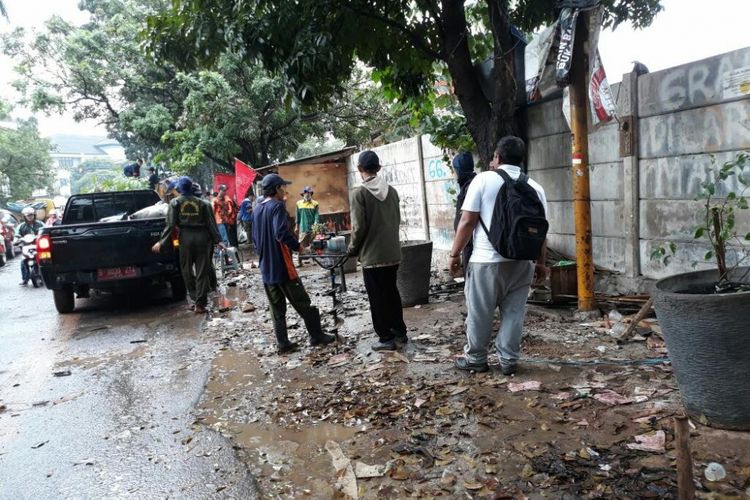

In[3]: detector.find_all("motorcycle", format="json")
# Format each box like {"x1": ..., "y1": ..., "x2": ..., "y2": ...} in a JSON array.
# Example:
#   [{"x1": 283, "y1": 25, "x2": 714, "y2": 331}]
[{"x1": 16, "y1": 233, "x2": 42, "y2": 288}]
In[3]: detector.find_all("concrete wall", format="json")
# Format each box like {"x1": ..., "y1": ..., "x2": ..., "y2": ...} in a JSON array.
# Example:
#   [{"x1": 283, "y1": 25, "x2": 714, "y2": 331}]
[
  {"x1": 345, "y1": 47, "x2": 750, "y2": 288},
  {"x1": 524, "y1": 47, "x2": 750, "y2": 282},
  {"x1": 346, "y1": 136, "x2": 458, "y2": 267}
]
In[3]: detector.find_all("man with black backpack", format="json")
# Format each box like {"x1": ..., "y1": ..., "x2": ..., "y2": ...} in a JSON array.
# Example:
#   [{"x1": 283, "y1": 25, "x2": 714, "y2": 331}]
[{"x1": 448, "y1": 136, "x2": 549, "y2": 375}]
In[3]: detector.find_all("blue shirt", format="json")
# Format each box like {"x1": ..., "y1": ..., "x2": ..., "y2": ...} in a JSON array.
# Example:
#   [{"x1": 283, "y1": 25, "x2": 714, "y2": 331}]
[
  {"x1": 238, "y1": 198, "x2": 253, "y2": 222},
  {"x1": 252, "y1": 198, "x2": 300, "y2": 284}
]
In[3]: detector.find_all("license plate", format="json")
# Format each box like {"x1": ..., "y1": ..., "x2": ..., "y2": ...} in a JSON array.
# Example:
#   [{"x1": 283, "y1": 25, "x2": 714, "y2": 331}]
[{"x1": 97, "y1": 266, "x2": 140, "y2": 281}]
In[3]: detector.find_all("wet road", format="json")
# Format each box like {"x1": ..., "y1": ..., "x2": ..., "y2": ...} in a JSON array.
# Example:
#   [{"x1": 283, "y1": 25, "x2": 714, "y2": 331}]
[{"x1": 0, "y1": 262, "x2": 257, "y2": 498}]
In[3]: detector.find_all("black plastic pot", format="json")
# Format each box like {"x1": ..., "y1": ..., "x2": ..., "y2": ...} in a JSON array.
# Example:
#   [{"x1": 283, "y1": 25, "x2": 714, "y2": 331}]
[
  {"x1": 653, "y1": 267, "x2": 750, "y2": 430},
  {"x1": 397, "y1": 240, "x2": 433, "y2": 307}
]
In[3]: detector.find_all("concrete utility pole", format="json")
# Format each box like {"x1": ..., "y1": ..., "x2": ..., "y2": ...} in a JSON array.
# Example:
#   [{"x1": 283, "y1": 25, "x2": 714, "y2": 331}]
[{"x1": 569, "y1": 14, "x2": 596, "y2": 311}]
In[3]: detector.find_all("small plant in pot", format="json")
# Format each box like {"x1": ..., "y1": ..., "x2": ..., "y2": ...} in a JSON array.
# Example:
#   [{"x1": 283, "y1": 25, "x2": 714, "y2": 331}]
[{"x1": 651, "y1": 151, "x2": 750, "y2": 429}]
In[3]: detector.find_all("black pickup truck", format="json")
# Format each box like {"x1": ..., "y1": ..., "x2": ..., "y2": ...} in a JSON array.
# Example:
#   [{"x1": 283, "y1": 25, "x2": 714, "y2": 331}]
[{"x1": 38, "y1": 190, "x2": 185, "y2": 313}]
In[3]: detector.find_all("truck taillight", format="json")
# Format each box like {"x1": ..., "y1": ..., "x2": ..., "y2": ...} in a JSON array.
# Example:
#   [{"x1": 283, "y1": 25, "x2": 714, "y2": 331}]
[{"x1": 37, "y1": 234, "x2": 52, "y2": 261}]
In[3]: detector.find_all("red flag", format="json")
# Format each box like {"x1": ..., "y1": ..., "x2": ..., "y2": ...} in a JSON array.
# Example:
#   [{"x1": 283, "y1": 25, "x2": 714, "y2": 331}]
[
  {"x1": 213, "y1": 173, "x2": 236, "y2": 201},
  {"x1": 234, "y1": 158, "x2": 257, "y2": 201}
]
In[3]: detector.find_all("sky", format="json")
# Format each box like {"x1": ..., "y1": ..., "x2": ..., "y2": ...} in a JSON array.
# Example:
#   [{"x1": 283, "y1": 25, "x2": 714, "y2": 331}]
[{"x1": 0, "y1": 0, "x2": 749, "y2": 138}]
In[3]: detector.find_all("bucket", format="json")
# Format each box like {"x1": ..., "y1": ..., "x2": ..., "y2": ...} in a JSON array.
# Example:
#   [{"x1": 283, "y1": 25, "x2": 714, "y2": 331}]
[
  {"x1": 397, "y1": 240, "x2": 433, "y2": 307},
  {"x1": 338, "y1": 231, "x2": 357, "y2": 273}
]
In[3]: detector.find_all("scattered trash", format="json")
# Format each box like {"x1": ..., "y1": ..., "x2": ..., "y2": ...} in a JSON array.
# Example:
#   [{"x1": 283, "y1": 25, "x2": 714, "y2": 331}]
[
  {"x1": 593, "y1": 390, "x2": 635, "y2": 406},
  {"x1": 31, "y1": 440, "x2": 49, "y2": 449},
  {"x1": 325, "y1": 440, "x2": 358, "y2": 498},
  {"x1": 508, "y1": 381, "x2": 542, "y2": 392},
  {"x1": 626, "y1": 430, "x2": 666, "y2": 452},
  {"x1": 354, "y1": 462, "x2": 386, "y2": 479},
  {"x1": 129, "y1": 339, "x2": 147, "y2": 344},
  {"x1": 327, "y1": 353, "x2": 350, "y2": 368},
  {"x1": 53, "y1": 370, "x2": 72, "y2": 377},
  {"x1": 704, "y1": 462, "x2": 727, "y2": 482},
  {"x1": 241, "y1": 303, "x2": 257, "y2": 313}
]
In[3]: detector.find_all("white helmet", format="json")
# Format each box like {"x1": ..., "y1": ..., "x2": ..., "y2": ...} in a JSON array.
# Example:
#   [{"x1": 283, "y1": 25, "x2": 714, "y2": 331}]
[{"x1": 22, "y1": 207, "x2": 35, "y2": 217}]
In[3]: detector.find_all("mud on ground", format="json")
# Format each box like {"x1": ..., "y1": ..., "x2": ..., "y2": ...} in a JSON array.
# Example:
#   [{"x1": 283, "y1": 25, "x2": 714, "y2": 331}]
[{"x1": 199, "y1": 263, "x2": 750, "y2": 499}]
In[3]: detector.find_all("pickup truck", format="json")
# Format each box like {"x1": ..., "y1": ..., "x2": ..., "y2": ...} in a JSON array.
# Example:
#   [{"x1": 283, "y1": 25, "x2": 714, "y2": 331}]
[{"x1": 38, "y1": 190, "x2": 185, "y2": 313}]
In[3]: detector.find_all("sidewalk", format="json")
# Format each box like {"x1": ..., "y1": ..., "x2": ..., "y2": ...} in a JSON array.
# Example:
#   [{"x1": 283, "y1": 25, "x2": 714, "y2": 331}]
[{"x1": 200, "y1": 264, "x2": 750, "y2": 498}]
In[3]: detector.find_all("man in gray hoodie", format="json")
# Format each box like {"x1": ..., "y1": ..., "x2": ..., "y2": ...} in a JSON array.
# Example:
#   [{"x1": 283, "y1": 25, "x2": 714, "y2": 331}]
[{"x1": 347, "y1": 150, "x2": 408, "y2": 351}]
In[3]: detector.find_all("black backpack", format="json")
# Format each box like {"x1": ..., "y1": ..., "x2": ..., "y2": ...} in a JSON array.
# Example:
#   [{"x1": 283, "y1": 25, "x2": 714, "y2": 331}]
[{"x1": 479, "y1": 169, "x2": 548, "y2": 260}]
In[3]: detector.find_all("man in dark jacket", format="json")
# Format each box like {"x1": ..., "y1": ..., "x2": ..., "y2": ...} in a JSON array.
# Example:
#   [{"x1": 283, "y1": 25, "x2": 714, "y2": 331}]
[
  {"x1": 152, "y1": 176, "x2": 222, "y2": 314},
  {"x1": 452, "y1": 152, "x2": 477, "y2": 267},
  {"x1": 253, "y1": 173, "x2": 336, "y2": 354},
  {"x1": 347, "y1": 150, "x2": 408, "y2": 351}
]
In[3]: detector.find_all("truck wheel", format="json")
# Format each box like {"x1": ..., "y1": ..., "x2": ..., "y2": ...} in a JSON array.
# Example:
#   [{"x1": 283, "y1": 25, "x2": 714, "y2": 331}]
[
  {"x1": 170, "y1": 276, "x2": 187, "y2": 301},
  {"x1": 53, "y1": 287, "x2": 75, "y2": 314}
]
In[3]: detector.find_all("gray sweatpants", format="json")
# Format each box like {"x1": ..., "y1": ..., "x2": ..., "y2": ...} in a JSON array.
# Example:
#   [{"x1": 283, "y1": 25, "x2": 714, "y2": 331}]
[{"x1": 463, "y1": 261, "x2": 534, "y2": 366}]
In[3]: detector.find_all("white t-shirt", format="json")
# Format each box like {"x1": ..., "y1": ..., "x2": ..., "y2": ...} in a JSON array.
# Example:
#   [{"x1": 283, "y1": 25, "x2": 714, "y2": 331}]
[{"x1": 461, "y1": 164, "x2": 548, "y2": 263}]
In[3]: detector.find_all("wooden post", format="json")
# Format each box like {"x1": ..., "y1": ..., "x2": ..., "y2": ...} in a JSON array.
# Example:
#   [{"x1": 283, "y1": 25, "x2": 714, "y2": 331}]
[
  {"x1": 674, "y1": 416, "x2": 695, "y2": 500},
  {"x1": 569, "y1": 13, "x2": 596, "y2": 311}
]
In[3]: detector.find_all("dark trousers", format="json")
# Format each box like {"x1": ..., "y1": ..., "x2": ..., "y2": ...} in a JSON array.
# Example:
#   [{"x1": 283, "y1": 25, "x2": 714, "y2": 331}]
[
  {"x1": 264, "y1": 278, "x2": 323, "y2": 342},
  {"x1": 179, "y1": 229, "x2": 213, "y2": 307},
  {"x1": 362, "y1": 265, "x2": 407, "y2": 341}
]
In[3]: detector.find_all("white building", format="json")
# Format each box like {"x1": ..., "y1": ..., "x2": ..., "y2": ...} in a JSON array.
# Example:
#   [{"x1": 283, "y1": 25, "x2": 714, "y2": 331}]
[{"x1": 48, "y1": 135, "x2": 126, "y2": 197}]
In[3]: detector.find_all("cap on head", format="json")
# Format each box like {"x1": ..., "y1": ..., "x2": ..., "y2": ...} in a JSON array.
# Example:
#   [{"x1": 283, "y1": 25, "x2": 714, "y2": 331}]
[
  {"x1": 22, "y1": 207, "x2": 35, "y2": 217},
  {"x1": 452, "y1": 152, "x2": 475, "y2": 175},
  {"x1": 191, "y1": 182, "x2": 203, "y2": 196},
  {"x1": 177, "y1": 176, "x2": 194, "y2": 195},
  {"x1": 218, "y1": 184, "x2": 228, "y2": 192},
  {"x1": 148, "y1": 166, "x2": 155, "y2": 172},
  {"x1": 301, "y1": 186, "x2": 313, "y2": 195},
  {"x1": 358, "y1": 150, "x2": 380, "y2": 172},
  {"x1": 261, "y1": 173, "x2": 292, "y2": 190}
]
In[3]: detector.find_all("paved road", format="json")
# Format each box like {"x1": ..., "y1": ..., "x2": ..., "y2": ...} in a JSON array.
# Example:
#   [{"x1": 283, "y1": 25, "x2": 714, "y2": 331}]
[{"x1": 0, "y1": 260, "x2": 256, "y2": 499}]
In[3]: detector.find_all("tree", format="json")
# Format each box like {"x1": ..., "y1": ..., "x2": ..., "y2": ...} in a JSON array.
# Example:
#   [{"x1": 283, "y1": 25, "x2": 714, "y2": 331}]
[
  {"x1": 2, "y1": 0, "x2": 412, "y2": 175},
  {"x1": 0, "y1": 117, "x2": 54, "y2": 201},
  {"x1": 146, "y1": 0, "x2": 662, "y2": 164}
]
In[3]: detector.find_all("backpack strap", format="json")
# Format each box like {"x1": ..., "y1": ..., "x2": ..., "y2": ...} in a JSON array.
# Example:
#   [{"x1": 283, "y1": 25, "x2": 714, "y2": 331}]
[{"x1": 480, "y1": 169, "x2": 514, "y2": 236}]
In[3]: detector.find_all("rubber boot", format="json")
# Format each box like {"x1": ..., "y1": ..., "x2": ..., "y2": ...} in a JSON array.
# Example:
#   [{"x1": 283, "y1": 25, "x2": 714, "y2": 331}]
[
  {"x1": 274, "y1": 318, "x2": 298, "y2": 354},
  {"x1": 304, "y1": 309, "x2": 336, "y2": 346}
]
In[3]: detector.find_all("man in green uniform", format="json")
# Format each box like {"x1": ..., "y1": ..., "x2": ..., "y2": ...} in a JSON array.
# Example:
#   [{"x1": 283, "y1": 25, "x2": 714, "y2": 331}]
[
  {"x1": 152, "y1": 176, "x2": 223, "y2": 314},
  {"x1": 295, "y1": 186, "x2": 320, "y2": 266}
]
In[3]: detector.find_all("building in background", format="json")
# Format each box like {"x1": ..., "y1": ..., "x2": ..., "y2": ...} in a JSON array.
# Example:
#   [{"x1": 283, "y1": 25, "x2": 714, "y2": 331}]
[{"x1": 47, "y1": 135, "x2": 126, "y2": 197}]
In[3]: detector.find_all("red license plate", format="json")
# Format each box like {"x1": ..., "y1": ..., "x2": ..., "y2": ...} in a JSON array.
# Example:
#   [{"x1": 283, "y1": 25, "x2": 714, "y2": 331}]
[{"x1": 97, "y1": 266, "x2": 140, "y2": 281}]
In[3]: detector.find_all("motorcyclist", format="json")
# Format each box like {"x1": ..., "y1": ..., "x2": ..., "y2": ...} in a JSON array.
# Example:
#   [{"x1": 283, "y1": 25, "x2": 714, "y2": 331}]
[{"x1": 15, "y1": 207, "x2": 44, "y2": 285}]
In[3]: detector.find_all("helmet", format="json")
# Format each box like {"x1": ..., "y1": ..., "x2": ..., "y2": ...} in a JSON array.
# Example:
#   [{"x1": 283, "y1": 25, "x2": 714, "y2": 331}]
[{"x1": 22, "y1": 207, "x2": 35, "y2": 217}]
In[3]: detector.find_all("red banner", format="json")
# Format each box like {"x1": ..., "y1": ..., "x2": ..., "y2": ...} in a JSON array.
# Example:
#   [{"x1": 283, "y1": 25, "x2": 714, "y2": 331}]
[
  {"x1": 213, "y1": 173, "x2": 236, "y2": 201},
  {"x1": 234, "y1": 158, "x2": 257, "y2": 201}
]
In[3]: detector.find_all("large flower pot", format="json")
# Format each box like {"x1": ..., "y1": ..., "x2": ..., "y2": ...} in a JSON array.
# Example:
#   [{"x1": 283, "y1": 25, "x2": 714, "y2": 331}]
[
  {"x1": 653, "y1": 267, "x2": 750, "y2": 429},
  {"x1": 396, "y1": 240, "x2": 433, "y2": 307}
]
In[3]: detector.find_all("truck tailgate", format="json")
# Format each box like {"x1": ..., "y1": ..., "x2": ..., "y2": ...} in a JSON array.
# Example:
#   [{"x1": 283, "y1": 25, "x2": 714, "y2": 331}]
[{"x1": 47, "y1": 218, "x2": 171, "y2": 272}]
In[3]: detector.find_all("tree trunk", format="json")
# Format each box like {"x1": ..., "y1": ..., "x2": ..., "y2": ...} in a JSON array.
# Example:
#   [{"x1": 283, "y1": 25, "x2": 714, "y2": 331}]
[{"x1": 439, "y1": 0, "x2": 518, "y2": 167}]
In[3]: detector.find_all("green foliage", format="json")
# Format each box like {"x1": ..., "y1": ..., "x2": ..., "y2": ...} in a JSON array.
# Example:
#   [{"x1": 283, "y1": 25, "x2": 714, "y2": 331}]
[
  {"x1": 2, "y1": 0, "x2": 409, "y2": 176},
  {"x1": 145, "y1": 0, "x2": 662, "y2": 163},
  {"x1": 75, "y1": 168, "x2": 148, "y2": 194},
  {"x1": 0, "y1": 117, "x2": 54, "y2": 202}
]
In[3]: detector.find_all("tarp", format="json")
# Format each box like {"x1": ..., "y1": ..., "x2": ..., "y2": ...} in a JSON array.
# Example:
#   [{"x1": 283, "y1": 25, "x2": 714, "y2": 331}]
[
  {"x1": 234, "y1": 158, "x2": 257, "y2": 200},
  {"x1": 213, "y1": 173, "x2": 236, "y2": 201}
]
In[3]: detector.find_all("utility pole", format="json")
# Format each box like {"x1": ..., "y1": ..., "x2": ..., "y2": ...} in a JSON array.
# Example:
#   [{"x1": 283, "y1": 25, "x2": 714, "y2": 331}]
[{"x1": 569, "y1": 13, "x2": 596, "y2": 311}]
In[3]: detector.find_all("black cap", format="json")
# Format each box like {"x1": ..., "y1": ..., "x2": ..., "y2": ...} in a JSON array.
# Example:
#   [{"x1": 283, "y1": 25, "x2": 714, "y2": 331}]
[
  {"x1": 148, "y1": 166, "x2": 155, "y2": 171},
  {"x1": 261, "y1": 173, "x2": 292, "y2": 189},
  {"x1": 358, "y1": 150, "x2": 380, "y2": 171}
]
